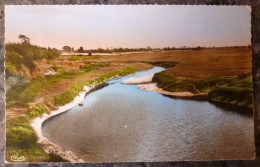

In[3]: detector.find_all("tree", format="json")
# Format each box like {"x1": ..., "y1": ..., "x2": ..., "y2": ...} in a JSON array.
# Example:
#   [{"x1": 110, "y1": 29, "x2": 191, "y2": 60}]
[
  {"x1": 62, "y1": 46, "x2": 71, "y2": 52},
  {"x1": 78, "y1": 46, "x2": 84, "y2": 52},
  {"x1": 19, "y1": 34, "x2": 30, "y2": 44}
]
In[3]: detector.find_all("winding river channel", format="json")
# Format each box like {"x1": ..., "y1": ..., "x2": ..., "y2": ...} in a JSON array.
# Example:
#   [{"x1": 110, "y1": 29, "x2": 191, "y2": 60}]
[{"x1": 42, "y1": 67, "x2": 255, "y2": 162}]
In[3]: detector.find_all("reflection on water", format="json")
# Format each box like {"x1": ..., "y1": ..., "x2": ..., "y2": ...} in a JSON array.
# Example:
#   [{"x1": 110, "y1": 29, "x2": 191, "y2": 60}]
[{"x1": 42, "y1": 67, "x2": 254, "y2": 162}]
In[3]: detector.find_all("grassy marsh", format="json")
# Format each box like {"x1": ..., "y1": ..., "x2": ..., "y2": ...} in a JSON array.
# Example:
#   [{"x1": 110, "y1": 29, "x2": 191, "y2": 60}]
[{"x1": 153, "y1": 71, "x2": 252, "y2": 108}]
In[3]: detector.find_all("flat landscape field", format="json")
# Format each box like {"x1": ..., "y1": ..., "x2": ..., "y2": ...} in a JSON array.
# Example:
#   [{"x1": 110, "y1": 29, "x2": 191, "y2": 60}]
[{"x1": 105, "y1": 47, "x2": 251, "y2": 80}]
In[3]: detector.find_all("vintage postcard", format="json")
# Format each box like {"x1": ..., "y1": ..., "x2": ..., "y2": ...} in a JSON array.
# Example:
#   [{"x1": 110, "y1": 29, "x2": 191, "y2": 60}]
[{"x1": 5, "y1": 5, "x2": 254, "y2": 163}]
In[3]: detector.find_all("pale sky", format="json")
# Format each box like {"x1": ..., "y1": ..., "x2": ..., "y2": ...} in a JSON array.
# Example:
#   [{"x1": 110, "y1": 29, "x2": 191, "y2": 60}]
[{"x1": 5, "y1": 5, "x2": 251, "y2": 50}]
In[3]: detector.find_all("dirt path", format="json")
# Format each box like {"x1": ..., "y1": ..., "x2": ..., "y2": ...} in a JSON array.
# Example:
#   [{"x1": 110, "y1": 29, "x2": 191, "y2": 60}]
[{"x1": 6, "y1": 107, "x2": 29, "y2": 120}]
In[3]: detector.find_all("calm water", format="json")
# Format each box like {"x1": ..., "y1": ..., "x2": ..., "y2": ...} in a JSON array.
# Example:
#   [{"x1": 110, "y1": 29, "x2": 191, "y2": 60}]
[{"x1": 42, "y1": 67, "x2": 255, "y2": 162}]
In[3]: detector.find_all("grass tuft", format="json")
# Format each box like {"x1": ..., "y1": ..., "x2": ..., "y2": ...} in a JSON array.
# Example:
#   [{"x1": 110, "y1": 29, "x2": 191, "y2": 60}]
[
  {"x1": 81, "y1": 62, "x2": 110, "y2": 72},
  {"x1": 25, "y1": 105, "x2": 46, "y2": 119},
  {"x1": 147, "y1": 61, "x2": 179, "y2": 68}
]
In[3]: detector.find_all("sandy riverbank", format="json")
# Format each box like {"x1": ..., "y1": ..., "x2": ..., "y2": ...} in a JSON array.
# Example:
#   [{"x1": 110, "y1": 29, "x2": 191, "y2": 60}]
[
  {"x1": 122, "y1": 75, "x2": 154, "y2": 84},
  {"x1": 122, "y1": 69, "x2": 207, "y2": 100},
  {"x1": 138, "y1": 83, "x2": 208, "y2": 100},
  {"x1": 30, "y1": 85, "x2": 94, "y2": 162}
]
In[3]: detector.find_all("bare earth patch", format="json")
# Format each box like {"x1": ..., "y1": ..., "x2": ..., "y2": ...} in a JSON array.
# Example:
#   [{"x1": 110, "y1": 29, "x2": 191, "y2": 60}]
[{"x1": 6, "y1": 107, "x2": 29, "y2": 120}]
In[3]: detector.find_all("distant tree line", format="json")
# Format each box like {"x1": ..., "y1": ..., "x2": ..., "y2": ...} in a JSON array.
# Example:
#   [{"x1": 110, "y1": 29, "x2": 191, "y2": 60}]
[
  {"x1": 62, "y1": 46, "x2": 155, "y2": 54},
  {"x1": 162, "y1": 45, "x2": 251, "y2": 51},
  {"x1": 62, "y1": 45, "x2": 251, "y2": 54},
  {"x1": 6, "y1": 35, "x2": 60, "y2": 74}
]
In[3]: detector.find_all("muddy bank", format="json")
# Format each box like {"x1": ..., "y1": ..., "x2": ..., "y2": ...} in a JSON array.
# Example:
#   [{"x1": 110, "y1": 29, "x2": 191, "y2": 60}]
[
  {"x1": 209, "y1": 99, "x2": 253, "y2": 115},
  {"x1": 85, "y1": 82, "x2": 109, "y2": 97}
]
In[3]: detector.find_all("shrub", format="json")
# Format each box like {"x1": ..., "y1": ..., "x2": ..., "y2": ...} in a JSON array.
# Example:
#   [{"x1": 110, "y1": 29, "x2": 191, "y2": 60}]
[
  {"x1": 6, "y1": 116, "x2": 68, "y2": 162},
  {"x1": 5, "y1": 43, "x2": 60, "y2": 73},
  {"x1": 5, "y1": 51, "x2": 23, "y2": 69},
  {"x1": 81, "y1": 62, "x2": 110, "y2": 72},
  {"x1": 51, "y1": 66, "x2": 66, "y2": 75},
  {"x1": 26, "y1": 105, "x2": 46, "y2": 119},
  {"x1": 6, "y1": 117, "x2": 37, "y2": 148}
]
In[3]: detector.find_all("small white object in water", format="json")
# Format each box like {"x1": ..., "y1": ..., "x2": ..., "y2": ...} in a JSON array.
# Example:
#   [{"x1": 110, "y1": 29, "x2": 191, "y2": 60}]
[{"x1": 124, "y1": 124, "x2": 128, "y2": 129}]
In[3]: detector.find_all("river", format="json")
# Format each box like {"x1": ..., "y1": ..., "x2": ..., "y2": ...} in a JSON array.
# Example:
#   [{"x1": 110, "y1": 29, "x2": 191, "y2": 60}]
[{"x1": 42, "y1": 67, "x2": 255, "y2": 162}]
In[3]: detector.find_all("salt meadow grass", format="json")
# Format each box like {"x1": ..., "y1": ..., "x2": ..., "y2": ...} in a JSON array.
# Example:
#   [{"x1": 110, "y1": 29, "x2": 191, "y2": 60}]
[
  {"x1": 54, "y1": 67, "x2": 137, "y2": 105},
  {"x1": 153, "y1": 71, "x2": 253, "y2": 110},
  {"x1": 146, "y1": 61, "x2": 179, "y2": 68},
  {"x1": 149, "y1": 60, "x2": 253, "y2": 111}
]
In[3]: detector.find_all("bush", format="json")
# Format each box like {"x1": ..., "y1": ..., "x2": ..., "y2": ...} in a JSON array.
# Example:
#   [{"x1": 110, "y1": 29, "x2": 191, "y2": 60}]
[
  {"x1": 54, "y1": 81, "x2": 90, "y2": 105},
  {"x1": 6, "y1": 117, "x2": 37, "y2": 148},
  {"x1": 81, "y1": 62, "x2": 110, "y2": 72},
  {"x1": 6, "y1": 116, "x2": 68, "y2": 162},
  {"x1": 5, "y1": 43, "x2": 60, "y2": 73},
  {"x1": 5, "y1": 51, "x2": 23, "y2": 69},
  {"x1": 26, "y1": 105, "x2": 46, "y2": 119},
  {"x1": 51, "y1": 66, "x2": 66, "y2": 75}
]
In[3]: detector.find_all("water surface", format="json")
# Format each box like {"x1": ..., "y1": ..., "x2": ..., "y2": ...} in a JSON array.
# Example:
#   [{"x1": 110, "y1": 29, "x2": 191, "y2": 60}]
[{"x1": 42, "y1": 67, "x2": 254, "y2": 162}]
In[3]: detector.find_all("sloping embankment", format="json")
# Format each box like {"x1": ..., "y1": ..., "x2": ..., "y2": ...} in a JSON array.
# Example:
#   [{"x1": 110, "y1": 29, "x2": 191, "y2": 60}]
[{"x1": 30, "y1": 82, "x2": 109, "y2": 162}]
